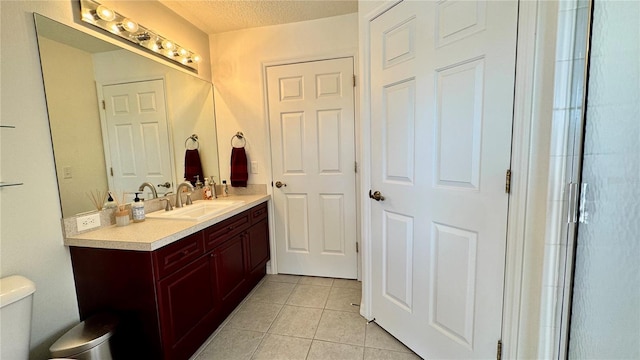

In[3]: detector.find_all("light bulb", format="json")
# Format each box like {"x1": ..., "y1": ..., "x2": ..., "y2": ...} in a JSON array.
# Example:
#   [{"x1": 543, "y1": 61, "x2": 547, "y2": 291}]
[
  {"x1": 121, "y1": 18, "x2": 138, "y2": 32},
  {"x1": 96, "y1": 5, "x2": 116, "y2": 21},
  {"x1": 192, "y1": 54, "x2": 202, "y2": 63},
  {"x1": 178, "y1": 48, "x2": 188, "y2": 56},
  {"x1": 160, "y1": 39, "x2": 174, "y2": 50}
]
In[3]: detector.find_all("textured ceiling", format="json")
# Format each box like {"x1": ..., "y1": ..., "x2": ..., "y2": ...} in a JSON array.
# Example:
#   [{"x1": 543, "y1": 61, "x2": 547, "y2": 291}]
[{"x1": 158, "y1": 0, "x2": 358, "y2": 35}]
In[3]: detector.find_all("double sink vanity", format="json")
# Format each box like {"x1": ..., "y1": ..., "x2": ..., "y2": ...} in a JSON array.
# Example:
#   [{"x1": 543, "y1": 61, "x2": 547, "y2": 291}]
[
  {"x1": 64, "y1": 194, "x2": 271, "y2": 360},
  {"x1": 35, "y1": 12, "x2": 271, "y2": 360}
]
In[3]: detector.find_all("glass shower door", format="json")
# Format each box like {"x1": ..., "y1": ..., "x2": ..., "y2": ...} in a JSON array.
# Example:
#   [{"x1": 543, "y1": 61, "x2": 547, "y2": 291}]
[{"x1": 567, "y1": 1, "x2": 640, "y2": 358}]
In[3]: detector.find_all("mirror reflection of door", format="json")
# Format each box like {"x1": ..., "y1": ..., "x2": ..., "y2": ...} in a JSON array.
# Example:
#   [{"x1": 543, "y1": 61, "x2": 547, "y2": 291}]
[{"x1": 101, "y1": 79, "x2": 174, "y2": 202}]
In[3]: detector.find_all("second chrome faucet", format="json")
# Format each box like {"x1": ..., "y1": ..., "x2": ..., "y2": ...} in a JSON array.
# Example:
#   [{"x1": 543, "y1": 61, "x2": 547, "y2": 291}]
[{"x1": 175, "y1": 182, "x2": 194, "y2": 208}]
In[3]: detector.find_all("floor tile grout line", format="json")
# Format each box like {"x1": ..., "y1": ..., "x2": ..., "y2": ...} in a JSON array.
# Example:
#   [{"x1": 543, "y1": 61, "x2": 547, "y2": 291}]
[{"x1": 248, "y1": 331, "x2": 267, "y2": 360}]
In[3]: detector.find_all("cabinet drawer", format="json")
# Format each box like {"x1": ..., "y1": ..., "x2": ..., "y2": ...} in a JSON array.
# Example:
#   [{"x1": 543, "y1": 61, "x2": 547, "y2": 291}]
[
  {"x1": 204, "y1": 211, "x2": 250, "y2": 251},
  {"x1": 250, "y1": 202, "x2": 268, "y2": 224},
  {"x1": 154, "y1": 232, "x2": 204, "y2": 280}
]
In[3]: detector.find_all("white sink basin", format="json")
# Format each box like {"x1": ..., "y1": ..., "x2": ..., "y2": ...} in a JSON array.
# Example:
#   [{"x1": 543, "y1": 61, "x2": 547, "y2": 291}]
[{"x1": 146, "y1": 200, "x2": 245, "y2": 222}]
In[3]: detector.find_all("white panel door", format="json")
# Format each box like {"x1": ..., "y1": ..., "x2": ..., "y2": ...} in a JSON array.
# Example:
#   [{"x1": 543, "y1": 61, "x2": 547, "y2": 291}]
[
  {"x1": 102, "y1": 79, "x2": 173, "y2": 201},
  {"x1": 267, "y1": 58, "x2": 357, "y2": 278},
  {"x1": 369, "y1": 1, "x2": 518, "y2": 358}
]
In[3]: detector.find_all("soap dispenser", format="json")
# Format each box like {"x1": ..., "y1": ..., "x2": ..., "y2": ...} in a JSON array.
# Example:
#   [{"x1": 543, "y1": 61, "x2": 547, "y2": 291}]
[
  {"x1": 222, "y1": 180, "x2": 229, "y2": 197},
  {"x1": 203, "y1": 177, "x2": 213, "y2": 200},
  {"x1": 132, "y1": 192, "x2": 145, "y2": 223},
  {"x1": 210, "y1": 176, "x2": 217, "y2": 199},
  {"x1": 104, "y1": 193, "x2": 117, "y2": 209}
]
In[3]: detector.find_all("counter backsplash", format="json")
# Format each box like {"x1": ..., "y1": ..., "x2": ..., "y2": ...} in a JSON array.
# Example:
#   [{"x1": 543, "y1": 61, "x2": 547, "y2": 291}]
[{"x1": 62, "y1": 184, "x2": 267, "y2": 237}]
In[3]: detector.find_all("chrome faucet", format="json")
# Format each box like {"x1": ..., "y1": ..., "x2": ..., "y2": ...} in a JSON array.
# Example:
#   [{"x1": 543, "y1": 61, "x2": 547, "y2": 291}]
[
  {"x1": 175, "y1": 182, "x2": 194, "y2": 208},
  {"x1": 138, "y1": 182, "x2": 158, "y2": 199}
]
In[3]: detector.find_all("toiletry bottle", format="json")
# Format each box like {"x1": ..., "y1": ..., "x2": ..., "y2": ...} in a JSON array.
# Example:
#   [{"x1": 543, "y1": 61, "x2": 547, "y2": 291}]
[
  {"x1": 195, "y1": 175, "x2": 203, "y2": 189},
  {"x1": 210, "y1": 176, "x2": 217, "y2": 199},
  {"x1": 203, "y1": 178, "x2": 213, "y2": 200},
  {"x1": 104, "y1": 193, "x2": 117, "y2": 209},
  {"x1": 132, "y1": 192, "x2": 145, "y2": 222},
  {"x1": 222, "y1": 180, "x2": 229, "y2": 197}
]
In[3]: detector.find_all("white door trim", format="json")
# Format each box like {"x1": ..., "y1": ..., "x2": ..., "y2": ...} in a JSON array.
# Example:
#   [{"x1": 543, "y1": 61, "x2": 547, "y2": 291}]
[
  {"x1": 501, "y1": 1, "x2": 545, "y2": 358},
  {"x1": 359, "y1": 0, "x2": 550, "y2": 357},
  {"x1": 261, "y1": 52, "x2": 361, "y2": 279}
]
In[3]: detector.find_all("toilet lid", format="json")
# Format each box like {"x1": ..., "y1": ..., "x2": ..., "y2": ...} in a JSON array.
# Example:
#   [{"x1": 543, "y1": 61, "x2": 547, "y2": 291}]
[{"x1": 49, "y1": 313, "x2": 118, "y2": 357}]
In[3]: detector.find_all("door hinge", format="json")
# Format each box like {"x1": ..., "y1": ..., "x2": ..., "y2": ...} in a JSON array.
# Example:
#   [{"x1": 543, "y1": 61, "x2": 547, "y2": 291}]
[
  {"x1": 353, "y1": 74, "x2": 356, "y2": 88},
  {"x1": 497, "y1": 340, "x2": 502, "y2": 360},
  {"x1": 110, "y1": 167, "x2": 114, "y2": 176},
  {"x1": 355, "y1": 161, "x2": 358, "y2": 173},
  {"x1": 505, "y1": 169, "x2": 511, "y2": 194},
  {"x1": 102, "y1": 100, "x2": 106, "y2": 110},
  {"x1": 356, "y1": 242, "x2": 359, "y2": 253}
]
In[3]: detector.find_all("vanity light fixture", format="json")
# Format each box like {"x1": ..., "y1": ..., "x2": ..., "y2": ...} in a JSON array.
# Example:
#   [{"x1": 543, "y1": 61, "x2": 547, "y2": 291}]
[{"x1": 79, "y1": 0, "x2": 200, "y2": 72}]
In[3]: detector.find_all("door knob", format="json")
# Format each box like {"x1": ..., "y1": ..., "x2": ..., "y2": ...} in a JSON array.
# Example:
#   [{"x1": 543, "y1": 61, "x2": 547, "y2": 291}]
[
  {"x1": 275, "y1": 181, "x2": 287, "y2": 188},
  {"x1": 157, "y1": 182, "x2": 171, "y2": 188},
  {"x1": 369, "y1": 190, "x2": 385, "y2": 201}
]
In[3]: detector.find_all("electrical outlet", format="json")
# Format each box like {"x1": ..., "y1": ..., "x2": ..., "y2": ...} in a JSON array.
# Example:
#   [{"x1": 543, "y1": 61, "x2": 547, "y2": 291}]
[
  {"x1": 63, "y1": 166, "x2": 72, "y2": 179},
  {"x1": 76, "y1": 213, "x2": 101, "y2": 232},
  {"x1": 251, "y1": 161, "x2": 259, "y2": 174}
]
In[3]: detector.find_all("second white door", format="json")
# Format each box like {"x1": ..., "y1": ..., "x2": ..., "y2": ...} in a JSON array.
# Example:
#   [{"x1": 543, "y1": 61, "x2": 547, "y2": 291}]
[
  {"x1": 267, "y1": 58, "x2": 357, "y2": 278},
  {"x1": 369, "y1": 0, "x2": 518, "y2": 358}
]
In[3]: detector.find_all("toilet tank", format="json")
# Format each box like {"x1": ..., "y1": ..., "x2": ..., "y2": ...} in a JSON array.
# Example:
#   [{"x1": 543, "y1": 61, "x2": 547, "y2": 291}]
[{"x1": 0, "y1": 275, "x2": 36, "y2": 360}]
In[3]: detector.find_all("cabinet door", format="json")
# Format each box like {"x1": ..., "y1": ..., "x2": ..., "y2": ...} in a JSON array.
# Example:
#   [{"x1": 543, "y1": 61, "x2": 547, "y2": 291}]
[
  {"x1": 158, "y1": 256, "x2": 217, "y2": 360},
  {"x1": 247, "y1": 218, "x2": 270, "y2": 285},
  {"x1": 214, "y1": 234, "x2": 248, "y2": 307}
]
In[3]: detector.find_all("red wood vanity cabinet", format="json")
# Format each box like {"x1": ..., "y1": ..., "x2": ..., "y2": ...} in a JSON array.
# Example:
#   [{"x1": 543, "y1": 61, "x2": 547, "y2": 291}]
[{"x1": 69, "y1": 202, "x2": 270, "y2": 360}]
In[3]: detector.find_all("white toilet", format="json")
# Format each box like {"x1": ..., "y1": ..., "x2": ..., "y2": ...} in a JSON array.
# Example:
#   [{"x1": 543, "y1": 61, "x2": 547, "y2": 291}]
[{"x1": 0, "y1": 275, "x2": 36, "y2": 360}]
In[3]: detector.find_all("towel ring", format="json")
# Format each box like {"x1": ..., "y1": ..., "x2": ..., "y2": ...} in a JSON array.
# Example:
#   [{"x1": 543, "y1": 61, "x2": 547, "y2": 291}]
[
  {"x1": 185, "y1": 134, "x2": 199, "y2": 150},
  {"x1": 231, "y1": 132, "x2": 246, "y2": 148}
]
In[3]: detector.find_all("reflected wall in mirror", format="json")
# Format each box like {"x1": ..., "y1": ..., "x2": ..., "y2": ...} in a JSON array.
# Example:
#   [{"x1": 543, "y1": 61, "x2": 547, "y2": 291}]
[{"x1": 35, "y1": 14, "x2": 220, "y2": 218}]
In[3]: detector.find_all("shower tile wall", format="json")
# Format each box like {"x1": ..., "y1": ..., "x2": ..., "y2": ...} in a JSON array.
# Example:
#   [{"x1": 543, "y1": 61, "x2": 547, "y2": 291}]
[{"x1": 538, "y1": 0, "x2": 589, "y2": 357}]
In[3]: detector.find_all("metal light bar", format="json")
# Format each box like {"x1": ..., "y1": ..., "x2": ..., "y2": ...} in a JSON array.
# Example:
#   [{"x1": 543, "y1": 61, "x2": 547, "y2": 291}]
[{"x1": 79, "y1": 0, "x2": 201, "y2": 72}]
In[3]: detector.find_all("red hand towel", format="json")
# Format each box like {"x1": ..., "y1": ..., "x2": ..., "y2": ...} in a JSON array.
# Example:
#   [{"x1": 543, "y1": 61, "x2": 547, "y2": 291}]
[
  {"x1": 230, "y1": 147, "x2": 248, "y2": 187},
  {"x1": 184, "y1": 149, "x2": 204, "y2": 186}
]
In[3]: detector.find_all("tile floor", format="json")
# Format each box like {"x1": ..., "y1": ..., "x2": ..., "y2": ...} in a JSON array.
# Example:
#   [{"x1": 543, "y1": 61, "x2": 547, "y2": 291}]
[{"x1": 192, "y1": 274, "x2": 422, "y2": 360}]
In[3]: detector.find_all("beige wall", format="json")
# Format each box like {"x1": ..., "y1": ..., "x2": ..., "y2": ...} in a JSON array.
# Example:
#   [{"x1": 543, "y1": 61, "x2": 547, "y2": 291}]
[
  {"x1": 38, "y1": 37, "x2": 109, "y2": 217},
  {"x1": 210, "y1": 13, "x2": 359, "y2": 185},
  {"x1": 0, "y1": 1, "x2": 211, "y2": 358}
]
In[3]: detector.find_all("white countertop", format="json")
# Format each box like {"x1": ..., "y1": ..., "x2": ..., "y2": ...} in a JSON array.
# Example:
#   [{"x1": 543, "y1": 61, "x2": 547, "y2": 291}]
[{"x1": 65, "y1": 194, "x2": 270, "y2": 252}]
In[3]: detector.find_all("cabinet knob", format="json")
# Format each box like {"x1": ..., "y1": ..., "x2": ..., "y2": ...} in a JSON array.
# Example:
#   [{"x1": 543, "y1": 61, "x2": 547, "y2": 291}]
[{"x1": 181, "y1": 250, "x2": 189, "y2": 257}]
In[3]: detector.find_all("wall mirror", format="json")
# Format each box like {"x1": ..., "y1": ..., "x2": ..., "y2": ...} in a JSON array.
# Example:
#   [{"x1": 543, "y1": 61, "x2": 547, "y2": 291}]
[{"x1": 34, "y1": 14, "x2": 220, "y2": 218}]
